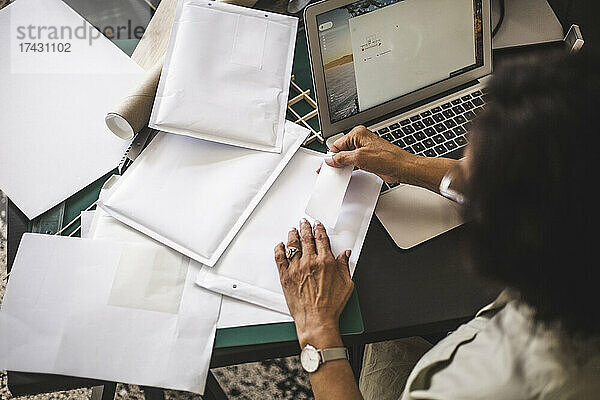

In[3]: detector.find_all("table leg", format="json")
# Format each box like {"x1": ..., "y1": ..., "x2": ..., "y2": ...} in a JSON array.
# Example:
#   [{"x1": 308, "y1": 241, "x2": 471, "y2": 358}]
[
  {"x1": 90, "y1": 383, "x2": 117, "y2": 400},
  {"x1": 349, "y1": 343, "x2": 365, "y2": 383},
  {"x1": 204, "y1": 370, "x2": 229, "y2": 400},
  {"x1": 141, "y1": 386, "x2": 166, "y2": 400}
]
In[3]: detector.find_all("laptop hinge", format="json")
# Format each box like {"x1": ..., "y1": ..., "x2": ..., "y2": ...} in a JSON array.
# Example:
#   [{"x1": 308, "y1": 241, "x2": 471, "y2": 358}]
[{"x1": 363, "y1": 79, "x2": 481, "y2": 129}]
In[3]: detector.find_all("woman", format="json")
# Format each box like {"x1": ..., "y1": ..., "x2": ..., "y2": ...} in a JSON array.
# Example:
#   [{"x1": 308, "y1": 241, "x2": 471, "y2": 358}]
[{"x1": 274, "y1": 52, "x2": 600, "y2": 399}]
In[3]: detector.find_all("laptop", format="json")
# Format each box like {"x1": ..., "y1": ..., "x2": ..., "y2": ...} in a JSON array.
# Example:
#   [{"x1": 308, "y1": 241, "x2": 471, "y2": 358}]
[{"x1": 304, "y1": 0, "x2": 492, "y2": 249}]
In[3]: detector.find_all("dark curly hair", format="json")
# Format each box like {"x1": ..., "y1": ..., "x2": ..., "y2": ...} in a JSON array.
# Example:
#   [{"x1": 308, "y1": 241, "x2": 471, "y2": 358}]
[{"x1": 465, "y1": 49, "x2": 600, "y2": 335}]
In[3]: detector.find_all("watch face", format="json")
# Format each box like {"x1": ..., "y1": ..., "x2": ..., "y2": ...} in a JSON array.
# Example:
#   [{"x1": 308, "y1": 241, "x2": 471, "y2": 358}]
[{"x1": 300, "y1": 345, "x2": 320, "y2": 373}]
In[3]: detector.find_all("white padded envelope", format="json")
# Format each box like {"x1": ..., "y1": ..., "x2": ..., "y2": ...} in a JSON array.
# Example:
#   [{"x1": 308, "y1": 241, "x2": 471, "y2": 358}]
[
  {"x1": 149, "y1": 0, "x2": 298, "y2": 153},
  {"x1": 86, "y1": 208, "x2": 293, "y2": 329},
  {"x1": 195, "y1": 148, "x2": 383, "y2": 314},
  {"x1": 98, "y1": 121, "x2": 308, "y2": 267},
  {"x1": 0, "y1": 234, "x2": 221, "y2": 394}
]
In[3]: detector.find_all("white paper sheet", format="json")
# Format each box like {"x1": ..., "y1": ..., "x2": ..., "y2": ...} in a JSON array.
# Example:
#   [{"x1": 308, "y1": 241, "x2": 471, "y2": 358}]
[
  {"x1": 80, "y1": 210, "x2": 95, "y2": 238},
  {"x1": 149, "y1": 0, "x2": 297, "y2": 153},
  {"x1": 195, "y1": 148, "x2": 382, "y2": 314},
  {"x1": 0, "y1": 234, "x2": 221, "y2": 394},
  {"x1": 305, "y1": 157, "x2": 354, "y2": 227},
  {"x1": 0, "y1": 0, "x2": 144, "y2": 219},
  {"x1": 98, "y1": 121, "x2": 308, "y2": 267},
  {"x1": 87, "y1": 208, "x2": 292, "y2": 329},
  {"x1": 88, "y1": 209, "x2": 201, "y2": 314}
]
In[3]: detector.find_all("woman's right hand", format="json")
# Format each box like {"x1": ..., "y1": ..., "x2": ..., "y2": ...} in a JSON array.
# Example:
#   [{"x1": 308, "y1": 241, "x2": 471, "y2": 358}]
[{"x1": 324, "y1": 125, "x2": 417, "y2": 184}]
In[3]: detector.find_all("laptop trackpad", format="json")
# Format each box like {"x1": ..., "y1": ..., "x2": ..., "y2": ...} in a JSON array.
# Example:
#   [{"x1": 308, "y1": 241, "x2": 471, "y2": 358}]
[{"x1": 375, "y1": 184, "x2": 463, "y2": 249}]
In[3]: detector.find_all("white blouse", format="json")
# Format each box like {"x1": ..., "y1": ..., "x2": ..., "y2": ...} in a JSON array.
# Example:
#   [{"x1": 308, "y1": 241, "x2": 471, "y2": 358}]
[{"x1": 401, "y1": 297, "x2": 600, "y2": 400}]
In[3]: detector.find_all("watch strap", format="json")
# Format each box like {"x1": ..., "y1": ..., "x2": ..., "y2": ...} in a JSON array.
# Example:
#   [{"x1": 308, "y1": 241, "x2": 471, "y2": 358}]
[{"x1": 318, "y1": 347, "x2": 349, "y2": 364}]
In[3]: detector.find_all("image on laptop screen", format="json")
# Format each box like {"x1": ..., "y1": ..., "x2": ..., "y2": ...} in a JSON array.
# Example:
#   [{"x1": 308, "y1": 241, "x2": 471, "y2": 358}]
[{"x1": 316, "y1": 0, "x2": 484, "y2": 123}]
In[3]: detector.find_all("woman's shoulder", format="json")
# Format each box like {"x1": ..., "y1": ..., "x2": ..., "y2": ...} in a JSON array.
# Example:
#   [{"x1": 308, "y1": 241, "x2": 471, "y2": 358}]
[{"x1": 402, "y1": 301, "x2": 600, "y2": 400}]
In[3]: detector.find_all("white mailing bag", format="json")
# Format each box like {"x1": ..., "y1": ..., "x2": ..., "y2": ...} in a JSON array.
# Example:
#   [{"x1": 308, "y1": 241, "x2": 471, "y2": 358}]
[
  {"x1": 149, "y1": 0, "x2": 298, "y2": 153},
  {"x1": 86, "y1": 208, "x2": 292, "y2": 329},
  {"x1": 195, "y1": 148, "x2": 383, "y2": 314},
  {"x1": 98, "y1": 121, "x2": 308, "y2": 267},
  {"x1": 0, "y1": 234, "x2": 222, "y2": 394}
]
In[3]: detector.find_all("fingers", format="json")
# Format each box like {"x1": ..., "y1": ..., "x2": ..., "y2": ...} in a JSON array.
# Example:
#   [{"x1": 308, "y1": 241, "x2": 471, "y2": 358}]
[
  {"x1": 325, "y1": 150, "x2": 359, "y2": 168},
  {"x1": 313, "y1": 221, "x2": 333, "y2": 257},
  {"x1": 287, "y1": 227, "x2": 301, "y2": 254},
  {"x1": 274, "y1": 242, "x2": 289, "y2": 277},
  {"x1": 330, "y1": 134, "x2": 353, "y2": 153},
  {"x1": 327, "y1": 125, "x2": 379, "y2": 169},
  {"x1": 336, "y1": 250, "x2": 352, "y2": 279},
  {"x1": 299, "y1": 218, "x2": 316, "y2": 255},
  {"x1": 330, "y1": 125, "x2": 370, "y2": 153}
]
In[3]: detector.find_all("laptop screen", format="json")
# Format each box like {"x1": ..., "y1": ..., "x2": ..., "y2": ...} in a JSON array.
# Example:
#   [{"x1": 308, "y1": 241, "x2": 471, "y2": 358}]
[{"x1": 316, "y1": 0, "x2": 484, "y2": 124}]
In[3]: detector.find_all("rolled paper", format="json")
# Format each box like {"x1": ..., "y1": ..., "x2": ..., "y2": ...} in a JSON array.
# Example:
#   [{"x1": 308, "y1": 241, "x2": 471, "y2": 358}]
[{"x1": 105, "y1": 57, "x2": 163, "y2": 140}]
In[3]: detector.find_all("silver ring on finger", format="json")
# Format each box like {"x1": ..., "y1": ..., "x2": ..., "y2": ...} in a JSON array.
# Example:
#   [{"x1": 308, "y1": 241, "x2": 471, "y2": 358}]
[{"x1": 286, "y1": 246, "x2": 302, "y2": 260}]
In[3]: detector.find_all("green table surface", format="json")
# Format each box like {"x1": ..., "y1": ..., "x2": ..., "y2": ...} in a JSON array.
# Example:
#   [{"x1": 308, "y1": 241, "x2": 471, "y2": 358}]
[{"x1": 29, "y1": 32, "x2": 364, "y2": 348}]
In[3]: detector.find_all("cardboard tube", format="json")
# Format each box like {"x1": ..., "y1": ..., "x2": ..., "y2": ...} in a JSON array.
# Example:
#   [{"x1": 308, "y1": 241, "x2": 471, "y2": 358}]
[{"x1": 105, "y1": 57, "x2": 164, "y2": 140}]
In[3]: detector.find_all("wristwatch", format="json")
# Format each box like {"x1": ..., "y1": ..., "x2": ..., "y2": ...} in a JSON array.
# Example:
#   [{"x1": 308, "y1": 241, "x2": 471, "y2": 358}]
[{"x1": 300, "y1": 344, "x2": 349, "y2": 373}]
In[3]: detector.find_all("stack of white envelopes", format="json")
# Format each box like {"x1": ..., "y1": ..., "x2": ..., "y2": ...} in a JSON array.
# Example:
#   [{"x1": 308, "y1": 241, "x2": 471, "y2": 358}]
[{"x1": 0, "y1": 0, "x2": 382, "y2": 395}]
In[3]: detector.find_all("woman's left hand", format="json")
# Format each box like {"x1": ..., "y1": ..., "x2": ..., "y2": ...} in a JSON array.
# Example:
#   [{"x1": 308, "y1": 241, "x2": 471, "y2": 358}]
[{"x1": 274, "y1": 219, "x2": 354, "y2": 348}]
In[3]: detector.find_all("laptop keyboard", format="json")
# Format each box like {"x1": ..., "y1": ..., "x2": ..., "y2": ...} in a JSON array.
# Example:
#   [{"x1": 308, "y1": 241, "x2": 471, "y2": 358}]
[{"x1": 377, "y1": 88, "x2": 489, "y2": 193}]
